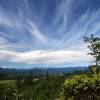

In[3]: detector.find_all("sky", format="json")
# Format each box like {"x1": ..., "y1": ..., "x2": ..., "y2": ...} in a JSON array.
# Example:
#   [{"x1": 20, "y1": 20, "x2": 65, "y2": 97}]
[{"x1": 0, "y1": 0, "x2": 100, "y2": 69}]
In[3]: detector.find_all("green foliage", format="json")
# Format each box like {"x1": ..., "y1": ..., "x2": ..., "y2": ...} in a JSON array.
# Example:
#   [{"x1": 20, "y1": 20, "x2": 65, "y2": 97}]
[
  {"x1": 60, "y1": 72, "x2": 100, "y2": 100},
  {"x1": 84, "y1": 34, "x2": 100, "y2": 66},
  {"x1": 24, "y1": 72, "x2": 34, "y2": 86},
  {"x1": 0, "y1": 76, "x2": 65, "y2": 100},
  {"x1": 0, "y1": 67, "x2": 100, "y2": 100},
  {"x1": 0, "y1": 72, "x2": 8, "y2": 80},
  {"x1": 88, "y1": 65, "x2": 100, "y2": 74}
]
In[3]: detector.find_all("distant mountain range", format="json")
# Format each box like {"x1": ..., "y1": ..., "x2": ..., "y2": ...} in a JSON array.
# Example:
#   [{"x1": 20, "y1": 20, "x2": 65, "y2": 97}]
[{"x1": 0, "y1": 67, "x2": 88, "y2": 74}]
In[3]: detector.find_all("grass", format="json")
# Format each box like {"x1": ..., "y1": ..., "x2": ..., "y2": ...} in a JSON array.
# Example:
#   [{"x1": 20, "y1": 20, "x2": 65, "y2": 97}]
[
  {"x1": 0, "y1": 76, "x2": 65, "y2": 100},
  {"x1": 0, "y1": 80, "x2": 16, "y2": 88}
]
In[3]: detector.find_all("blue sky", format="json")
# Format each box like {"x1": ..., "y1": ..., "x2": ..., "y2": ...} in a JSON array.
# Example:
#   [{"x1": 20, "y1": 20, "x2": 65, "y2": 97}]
[{"x1": 0, "y1": 0, "x2": 100, "y2": 69}]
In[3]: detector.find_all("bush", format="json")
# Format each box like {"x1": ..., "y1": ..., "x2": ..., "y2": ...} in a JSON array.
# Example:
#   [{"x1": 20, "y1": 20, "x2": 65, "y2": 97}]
[{"x1": 60, "y1": 73, "x2": 100, "y2": 100}]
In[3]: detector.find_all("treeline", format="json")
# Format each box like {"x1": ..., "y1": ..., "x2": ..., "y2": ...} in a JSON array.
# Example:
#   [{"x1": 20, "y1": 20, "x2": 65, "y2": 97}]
[{"x1": 0, "y1": 68, "x2": 46, "y2": 80}]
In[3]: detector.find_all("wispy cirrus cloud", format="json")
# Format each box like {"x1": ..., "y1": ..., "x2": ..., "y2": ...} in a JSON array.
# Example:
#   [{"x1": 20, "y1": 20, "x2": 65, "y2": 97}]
[
  {"x1": 0, "y1": 13, "x2": 13, "y2": 28},
  {"x1": 54, "y1": 8, "x2": 100, "y2": 48},
  {"x1": 26, "y1": 20, "x2": 48, "y2": 44},
  {"x1": 0, "y1": 9, "x2": 24, "y2": 30},
  {"x1": 0, "y1": 9, "x2": 48, "y2": 51},
  {"x1": 0, "y1": 0, "x2": 100, "y2": 68}
]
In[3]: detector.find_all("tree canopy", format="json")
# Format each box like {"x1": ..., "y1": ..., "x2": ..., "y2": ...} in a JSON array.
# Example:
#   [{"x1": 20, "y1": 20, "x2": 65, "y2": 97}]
[{"x1": 84, "y1": 34, "x2": 100, "y2": 66}]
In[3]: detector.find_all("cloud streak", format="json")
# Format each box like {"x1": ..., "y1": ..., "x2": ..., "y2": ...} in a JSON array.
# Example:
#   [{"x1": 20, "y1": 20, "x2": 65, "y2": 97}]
[
  {"x1": 27, "y1": 20, "x2": 48, "y2": 44},
  {"x1": 54, "y1": 8, "x2": 100, "y2": 48},
  {"x1": 0, "y1": 49, "x2": 91, "y2": 65}
]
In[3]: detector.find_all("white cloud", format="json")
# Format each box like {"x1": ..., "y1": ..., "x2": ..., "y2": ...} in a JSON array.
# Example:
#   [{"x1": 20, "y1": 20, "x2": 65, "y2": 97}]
[
  {"x1": 0, "y1": 0, "x2": 99, "y2": 68},
  {"x1": 0, "y1": 33, "x2": 32, "y2": 51},
  {"x1": 0, "y1": 12, "x2": 13, "y2": 28},
  {"x1": 55, "y1": 8, "x2": 100, "y2": 47},
  {"x1": 0, "y1": 49, "x2": 91, "y2": 64},
  {"x1": 0, "y1": 10, "x2": 23, "y2": 30},
  {"x1": 52, "y1": 0, "x2": 74, "y2": 34},
  {"x1": 27, "y1": 20, "x2": 48, "y2": 44}
]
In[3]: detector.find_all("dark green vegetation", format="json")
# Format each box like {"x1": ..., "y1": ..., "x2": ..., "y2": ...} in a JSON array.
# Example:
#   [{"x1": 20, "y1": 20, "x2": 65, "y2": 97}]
[
  {"x1": 60, "y1": 66, "x2": 100, "y2": 100},
  {"x1": 0, "y1": 74, "x2": 65, "y2": 100},
  {"x1": 0, "y1": 66, "x2": 100, "y2": 100}
]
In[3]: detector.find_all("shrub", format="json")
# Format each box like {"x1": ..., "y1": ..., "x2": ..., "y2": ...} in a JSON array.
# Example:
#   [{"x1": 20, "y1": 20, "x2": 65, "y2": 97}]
[{"x1": 60, "y1": 73, "x2": 100, "y2": 100}]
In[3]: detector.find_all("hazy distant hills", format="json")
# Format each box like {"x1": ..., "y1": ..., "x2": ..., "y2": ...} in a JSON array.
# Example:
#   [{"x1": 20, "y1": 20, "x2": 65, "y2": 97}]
[
  {"x1": 0, "y1": 67, "x2": 88, "y2": 74},
  {"x1": 46, "y1": 67, "x2": 88, "y2": 74}
]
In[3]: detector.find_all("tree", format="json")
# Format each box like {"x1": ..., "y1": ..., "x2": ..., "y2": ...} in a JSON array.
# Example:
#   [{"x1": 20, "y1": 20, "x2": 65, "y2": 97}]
[
  {"x1": 84, "y1": 34, "x2": 100, "y2": 66},
  {"x1": 16, "y1": 75, "x2": 23, "y2": 89},
  {"x1": 24, "y1": 72, "x2": 34, "y2": 86},
  {"x1": 44, "y1": 69, "x2": 48, "y2": 79}
]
